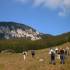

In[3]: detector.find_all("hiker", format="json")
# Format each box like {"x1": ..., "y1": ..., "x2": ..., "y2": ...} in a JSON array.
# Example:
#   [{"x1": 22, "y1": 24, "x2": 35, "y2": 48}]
[
  {"x1": 55, "y1": 48, "x2": 60, "y2": 59},
  {"x1": 31, "y1": 49, "x2": 35, "y2": 58},
  {"x1": 60, "y1": 48, "x2": 65, "y2": 64},
  {"x1": 55, "y1": 47, "x2": 58, "y2": 54},
  {"x1": 57, "y1": 48, "x2": 61, "y2": 59},
  {"x1": 49, "y1": 48, "x2": 56, "y2": 65},
  {"x1": 22, "y1": 51, "x2": 27, "y2": 61},
  {"x1": 65, "y1": 46, "x2": 69, "y2": 56}
]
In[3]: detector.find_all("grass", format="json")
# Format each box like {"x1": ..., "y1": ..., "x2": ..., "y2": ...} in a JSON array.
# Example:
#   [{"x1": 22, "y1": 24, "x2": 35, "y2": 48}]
[
  {"x1": 0, "y1": 43, "x2": 70, "y2": 70},
  {"x1": 0, "y1": 64, "x2": 4, "y2": 70}
]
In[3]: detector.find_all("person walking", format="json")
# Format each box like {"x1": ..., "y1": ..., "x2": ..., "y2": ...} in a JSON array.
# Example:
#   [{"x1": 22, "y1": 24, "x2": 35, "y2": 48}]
[
  {"x1": 22, "y1": 51, "x2": 27, "y2": 61},
  {"x1": 60, "y1": 48, "x2": 65, "y2": 64},
  {"x1": 31, "y1": 49, "x2": 35, "y2": 58},
  {"x1": 65, "y1": 46, "x2": 69, "y2": 56},
  {"x1": 49, "y1": 48, "x2": 56, "y2": 65}
]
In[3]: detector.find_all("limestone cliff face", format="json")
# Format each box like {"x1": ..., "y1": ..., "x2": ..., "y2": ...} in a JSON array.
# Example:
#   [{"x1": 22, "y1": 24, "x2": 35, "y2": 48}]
[{"x1": 0, "y1": 22, "x2": 41, "y2": 40}]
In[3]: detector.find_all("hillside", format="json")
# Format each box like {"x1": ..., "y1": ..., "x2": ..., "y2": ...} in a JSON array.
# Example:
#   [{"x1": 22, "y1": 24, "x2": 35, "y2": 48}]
[
  {"x1": 0, "y1": 43, "x2": 70, "y2": 70},
  {"x1": 0, "y1": 32, "x2": 70, "y2": 53},
  {"x1": 0, "y1": 22, "x2": 41, "y2": 40}
]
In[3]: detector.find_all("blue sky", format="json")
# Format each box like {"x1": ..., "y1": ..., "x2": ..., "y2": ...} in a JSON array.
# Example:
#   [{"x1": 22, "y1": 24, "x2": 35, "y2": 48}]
[{"x1": 0, "y1": 0, "x2": 70, "y2": 35}]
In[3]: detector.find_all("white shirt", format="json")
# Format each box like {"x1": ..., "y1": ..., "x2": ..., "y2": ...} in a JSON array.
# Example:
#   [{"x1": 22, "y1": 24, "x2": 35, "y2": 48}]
[{"x1": 49, "y1": 49, "x2": 55, "y2": 54}]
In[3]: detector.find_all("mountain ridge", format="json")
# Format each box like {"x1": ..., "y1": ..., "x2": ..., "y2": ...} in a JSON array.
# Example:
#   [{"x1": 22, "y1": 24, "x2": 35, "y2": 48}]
[
  {"x1": 0, "y1": 21, "x2": 70, "y2": 41},
  {"x1": 0, "y1": 22, "x2": 41, "y2": 40}
]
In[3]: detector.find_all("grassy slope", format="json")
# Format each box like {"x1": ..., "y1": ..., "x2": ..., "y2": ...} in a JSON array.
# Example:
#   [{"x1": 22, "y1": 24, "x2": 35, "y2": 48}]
[{"x1": 0, "y1": 42, "x2": 70, "y2": 70}]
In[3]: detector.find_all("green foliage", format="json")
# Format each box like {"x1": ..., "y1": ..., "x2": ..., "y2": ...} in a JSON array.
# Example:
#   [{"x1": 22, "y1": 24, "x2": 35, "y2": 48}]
[{"x1": 0, "y1": 32, "x2": 70, "y2": 53}]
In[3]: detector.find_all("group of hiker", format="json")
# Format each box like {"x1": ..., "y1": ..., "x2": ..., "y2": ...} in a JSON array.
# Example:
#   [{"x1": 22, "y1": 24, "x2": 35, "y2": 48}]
[
  {"x1": 49, "y1": 46, "x2": 69, "y2": 65},
  {"x1": 22, "y1": 46, "x2": 69, "y2": 65},
  {"x1": 22, "y1": 49, "x2": 35, "y2": 60}
]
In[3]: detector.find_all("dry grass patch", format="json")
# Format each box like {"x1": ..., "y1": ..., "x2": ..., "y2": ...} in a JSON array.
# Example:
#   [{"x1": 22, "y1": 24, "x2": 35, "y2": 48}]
[{"x1": 0, "y1": 43, "x2": 70, "y2": 70}]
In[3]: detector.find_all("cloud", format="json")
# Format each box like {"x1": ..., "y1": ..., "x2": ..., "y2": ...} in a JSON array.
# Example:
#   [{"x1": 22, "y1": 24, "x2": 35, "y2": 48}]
[
  {"x1": 64, "y1": 0, "x2": 70, "y2": 7},
  {"x1": 15, "y1": 0, "x2": 70, "y2": 16},
  {"x1": 32, "y1": 0, "x2": 45, "y2": 6},
  {"x1": 36, "y1": 0, "x2": 62, "y2": 9},
  {"x1": 31, "y1": 0, "x2": 62, "y2": 9}
]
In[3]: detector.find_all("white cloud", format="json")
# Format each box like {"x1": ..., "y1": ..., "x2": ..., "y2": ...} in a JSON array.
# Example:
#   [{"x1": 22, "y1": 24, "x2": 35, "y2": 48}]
[
  {"x1": 15, "y1": 0, "x2": 70, "y2": 16},
  {"x1": 43, "y1": 0, "x2": 62, "y2": 9},
  {"x1": 64, "y1": 0, "x2": 70, "y2": 7},
  {"x1": 33, "y1": 0, "x2": 45, "y2": 6}
]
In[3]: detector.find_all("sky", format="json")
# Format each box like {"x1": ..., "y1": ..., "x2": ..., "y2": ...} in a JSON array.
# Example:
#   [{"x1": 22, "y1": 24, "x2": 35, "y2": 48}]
[{"x1": 0, "y1": 0, "x2": 70, "y2": 35}]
